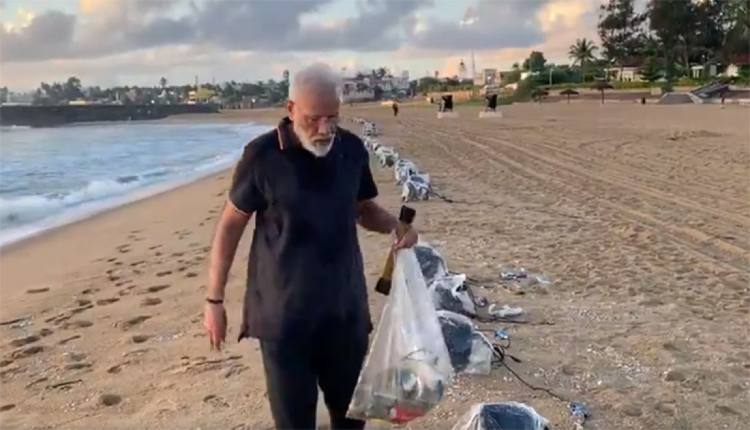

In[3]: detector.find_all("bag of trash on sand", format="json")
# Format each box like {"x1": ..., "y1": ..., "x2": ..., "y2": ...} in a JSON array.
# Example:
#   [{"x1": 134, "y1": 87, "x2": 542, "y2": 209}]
[
  {"x1": 452, "y1": 402, "x2": 549, "y2": 430},
  {"x1": 437, "y1": 310, "x2": 494, "y2": 375},
  {"x1": 348, "y1": 249, "x2": 453, "y2": 424},
  {"x1": 429, "y1": 273, "x2": 477, "y2": 317},
  {"x1": 414, "y1": 242, "x2": 448, "y2": 285}
]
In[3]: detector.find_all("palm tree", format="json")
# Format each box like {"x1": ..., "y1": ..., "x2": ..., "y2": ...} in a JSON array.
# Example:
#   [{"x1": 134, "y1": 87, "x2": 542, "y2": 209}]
[{"x1": 568, "y1": 38, "x2": 598, "y2": 83}]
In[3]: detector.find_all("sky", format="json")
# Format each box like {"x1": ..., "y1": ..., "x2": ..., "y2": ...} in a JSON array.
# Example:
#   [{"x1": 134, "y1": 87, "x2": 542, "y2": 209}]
[{"x1": 0, "y1": 0, "x2": 604, "y2": 91}]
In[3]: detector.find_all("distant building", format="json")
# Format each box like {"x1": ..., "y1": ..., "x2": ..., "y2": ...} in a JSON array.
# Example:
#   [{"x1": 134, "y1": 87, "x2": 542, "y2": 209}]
[
  {"x1": 341, "y1": 79, "x2": 375, "y2": 102},
  {"x1": 606, "y1": 66, "x2": 643, "y2": 82},
  {"x1": 691, "y1": 64, "x2": 718, "y2": 79},
  {"x1": 188, "y1": 87, "x2": 216, "y2": 104},
  {"x1": 474, "y1": 68, "x2": 498, "y2": 86}
]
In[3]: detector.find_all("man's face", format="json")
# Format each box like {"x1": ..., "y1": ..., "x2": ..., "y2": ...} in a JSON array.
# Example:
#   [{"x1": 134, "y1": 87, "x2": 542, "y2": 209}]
[{"x1": 288, "y1": 88, "x2": 339, "y2": 157}]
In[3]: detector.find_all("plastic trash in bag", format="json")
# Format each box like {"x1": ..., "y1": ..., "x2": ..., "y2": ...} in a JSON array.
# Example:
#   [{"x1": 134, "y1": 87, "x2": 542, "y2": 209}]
[
  {"x1": 500, "y1": 265, "x2": 552, "y2": 287},
  {"x1": 437, "y1": 310, "x2": 494, "y2": 375},
  {"x1": 414, "y1": 242, "x2": 448, "y2": 285},
  {"x1": 452, "y1": 402, "x2": 549, "y2": 430},
  {"x1": 402, "y1": 179, "x2": 430, "y2": 202},
  {"x1": 429, "y1": 273, "x2": 477, "y2": 317},
  {"x1": 375, "y1": 147, "x2": 399, "y2": 167},
  {"x1": 487, "y1": 304, "x2": 524, "y2": 319},
  {"x1": 394, "y1": 159, "x2": 418, "y2": 184},
  {"x1": 569, "y1": 402, "x2": 590, "y2": 426},
  {"x1": 348, "y1": 249, "x2": 453, "y2": 424}
]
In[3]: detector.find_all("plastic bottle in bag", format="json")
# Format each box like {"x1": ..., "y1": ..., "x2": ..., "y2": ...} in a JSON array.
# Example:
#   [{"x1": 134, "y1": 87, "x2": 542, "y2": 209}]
[{"x1": 347, "y1": 249, "x2": 453, "y2": 424}]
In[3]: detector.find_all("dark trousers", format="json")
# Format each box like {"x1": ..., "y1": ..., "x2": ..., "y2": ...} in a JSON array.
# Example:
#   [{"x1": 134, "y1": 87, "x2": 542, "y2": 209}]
[{"x1": 260, "y1": 328, "x2": 368, "y2": 430}]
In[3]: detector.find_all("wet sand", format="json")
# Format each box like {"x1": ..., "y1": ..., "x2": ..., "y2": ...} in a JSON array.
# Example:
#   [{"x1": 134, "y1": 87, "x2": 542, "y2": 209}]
[{"x1": 1, "y1": 102, "x2": 748, "y2": 429}]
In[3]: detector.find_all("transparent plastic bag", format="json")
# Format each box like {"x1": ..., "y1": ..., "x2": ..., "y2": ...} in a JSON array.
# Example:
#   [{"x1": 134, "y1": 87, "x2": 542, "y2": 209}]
[
  {"x1": 429, "y1": 273, "x2": 477, "y2": 317},
  {"x1": 414, "y1": 242, "x2": 448, "y2": 286},
  {"x1": 452, "y1": 402, "x2": 549, "y2": 430},
  {"x1": 437, "y1": 310, "x2": 493, "y2": 375},
  {"x1": 348, "y1": 249, "x2": 453, "y2": 424}
]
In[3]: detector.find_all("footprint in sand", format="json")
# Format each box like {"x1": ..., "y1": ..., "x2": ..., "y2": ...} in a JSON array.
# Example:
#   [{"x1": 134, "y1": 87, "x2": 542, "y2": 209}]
[
  {"x1": 0, "y1": 404, "x2": 15, "y2": 412},
  {"x1": 61, "y1": 320, "x2": 94, "y2": 330},
  {"x1": 141, "y1": 297, "x2": 162, "y2": 307},
  {"x1": 65, "y1": 351, "x2": 87, "y2": 361},
  {"x1": 76, "y1": 299, "x2": 92, "y2": 306},
  {"x1": 59, "y1": 335, "x2": 81, "y2": 345},
  {"x1": 100, "y1": 394, "x2": 122, "y2": 406},
  {"x1": 26, "y1": 287, "x2": 50, "y2": 294},
  {"x1": 131, "y1": 334, "x2": 151, "y2": 344},
  {"x1": 107, "y1": 257, "x2": 118, "y2": 262},
  {"x1": 146, "y1": 284, "x2": 170, "y2": 293},
  {"x1": 0, "y1": 359, "x2": 14, "y2": 368},
  {"x1": 96, "y1": 298, "x2": 120, "y2": 306},
  {"x1": 149, "y1": 245, "x2": 162, "y2": 250},
  {"x1": 156, "y1": 271, "x2": 172, "y2": 277},
  {"x1": 81, "y1": 288, "x2": 100, "y2": 295},
  {"x1": 65, "y1": 362, "x2": 93, "y2": 371},
  {"x1": 69, "y1": 304, "x2": 94, "y2": 315},
  {"x1": 116, "y1": 316, "x2": 151, "y2": 331},
  {"x1": 39, "y1": 328, "x2": 54, "y2": 337},
  {"x1": 11, "y1": 345, "x2": 45, "y2": 359},
  {"x1": 203, "y1": 394, "x2": 229, "y2": 408},
  {"x1": 185, "y1": 272, "x2": 198, "y2": 278},
  {"x1": 47, "y1": 379, "x2": 83, "y2": 390},
  {"x1": 107, "y1": 362, "x2": 127, "y2": 374},
  {"x1": 172, "y1": 252, "x2": 185, "y2": 257},
  {"x1": 9, "y1": 335, "x2": 40, "y2": 347}
]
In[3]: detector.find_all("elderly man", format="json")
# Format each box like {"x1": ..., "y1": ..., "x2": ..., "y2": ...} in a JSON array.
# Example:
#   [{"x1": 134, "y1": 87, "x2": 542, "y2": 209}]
[{"x1": 204, "y1": 63, "x2": 418, "y2": 429}]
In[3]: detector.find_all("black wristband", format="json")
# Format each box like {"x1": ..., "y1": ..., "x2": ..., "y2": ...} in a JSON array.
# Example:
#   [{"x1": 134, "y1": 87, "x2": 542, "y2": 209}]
[{"x1": 206, "y1": 297, "x2": 224, "y2": 304}]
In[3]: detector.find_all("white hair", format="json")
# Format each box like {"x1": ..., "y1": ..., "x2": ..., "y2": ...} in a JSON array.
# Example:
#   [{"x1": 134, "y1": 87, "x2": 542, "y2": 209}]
[{"x1": 289, "y1": 63, "x2": 341, "y2": 101}]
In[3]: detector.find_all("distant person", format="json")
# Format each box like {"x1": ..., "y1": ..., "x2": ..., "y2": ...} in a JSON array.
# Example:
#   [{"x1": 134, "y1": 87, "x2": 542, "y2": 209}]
[
  {"x1": 203, "y1": 63, "x2": 418, "y2": 430},
  {"x1": 392, "y1": 101, "x2": 399, "y2": 117},
  {"x1": 485, "y1": 94, "x2": 498, "y2": 112},
  {"x1": 641, "y1": 96, "x2": 646, "y2": 105},
  {"x1": 441, "y1": 95, "x2": 453, "y2": 112}
]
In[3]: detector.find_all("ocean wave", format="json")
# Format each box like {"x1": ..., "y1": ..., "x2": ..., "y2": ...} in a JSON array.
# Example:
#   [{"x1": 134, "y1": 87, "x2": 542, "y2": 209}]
[{"x1": 0, "y1": 178, "x2": 144, "y2": 226}]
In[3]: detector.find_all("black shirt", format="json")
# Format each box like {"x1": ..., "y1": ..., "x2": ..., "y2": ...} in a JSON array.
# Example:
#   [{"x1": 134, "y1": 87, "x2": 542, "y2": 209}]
[{"x1": 230, "y1": 117, "x2": 378, "y2": 341}]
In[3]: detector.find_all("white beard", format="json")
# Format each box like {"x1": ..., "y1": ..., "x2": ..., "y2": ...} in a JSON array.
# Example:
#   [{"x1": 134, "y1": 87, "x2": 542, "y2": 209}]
[
  {"x1": 300, "y1": 137, "x2": 333, "y2": 157},
  {"x1": 294, "y1": 122, "x2": 334, "y2": 158}
]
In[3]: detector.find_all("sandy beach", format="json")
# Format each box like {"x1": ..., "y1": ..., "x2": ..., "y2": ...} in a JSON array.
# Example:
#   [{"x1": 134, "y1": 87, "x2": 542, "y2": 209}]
[{"x1": 1, "y1": 102, "x2": 748, "y2": 430}]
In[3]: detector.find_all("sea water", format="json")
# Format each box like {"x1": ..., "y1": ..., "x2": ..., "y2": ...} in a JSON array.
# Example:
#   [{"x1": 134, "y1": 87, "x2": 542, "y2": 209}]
[{"x1": 0, "y1": 121, "x2": 268, "y2": 246}]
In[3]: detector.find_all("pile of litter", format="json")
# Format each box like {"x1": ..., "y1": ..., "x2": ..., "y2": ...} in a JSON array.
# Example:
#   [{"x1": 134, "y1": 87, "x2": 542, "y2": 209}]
[
  {"x1": 353, "y1": 118, "x2": 435, "y2": 202},
  {"x1": 452, "y1": 402, "x2": 549, "y2": 430},
  {"x1": 348, "y1": 117, "x2": 586, "y2": 428}
]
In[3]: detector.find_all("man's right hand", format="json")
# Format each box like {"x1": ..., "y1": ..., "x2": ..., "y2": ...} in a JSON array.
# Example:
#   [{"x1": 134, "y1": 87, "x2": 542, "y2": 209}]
[{"x1": 204, "y1": 302, "x2": 227, "y2": 351}]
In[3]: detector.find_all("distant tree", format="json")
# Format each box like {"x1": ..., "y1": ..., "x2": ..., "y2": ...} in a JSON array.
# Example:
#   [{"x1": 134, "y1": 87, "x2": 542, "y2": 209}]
[
  {"x1": 0, "y1": 87, "x2": 8, "y2": 103},
  {"x1": 159, "y1": 77, "x2": 167, "y2": 89},
  {"x1": 639, "y1": 56, "x2": 662, "y2": 82},
  {"x1": 522, "y1": 51, "x2": 547, "y2": 72},
  {"x1": 568, "y1": 38, "x2": 598, "y2": 82},
  {"x1": 649, "y1": 0, "x2": 694, "y2": 88},
  {"x1": 512, "y1": 62, "x2": 520, "y2": 70},
  {"x1": 598, "y1": 0, "x2": 647, "y2": 66},
  {"x1": 63, "y1": 76, "x2": 83, "y2": 101},
  {"x1": 501, "y1": 69, "x2": 521, "y2": 85}
]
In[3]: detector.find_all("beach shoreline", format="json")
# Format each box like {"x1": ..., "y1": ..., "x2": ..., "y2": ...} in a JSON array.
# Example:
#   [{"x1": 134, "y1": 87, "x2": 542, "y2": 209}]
[
  {"x1": 0, "y1": 113, "x2": 279, "y2": 250},
  {"x1": 1, "y1": 104, "x2": 747, "y2": 430}
]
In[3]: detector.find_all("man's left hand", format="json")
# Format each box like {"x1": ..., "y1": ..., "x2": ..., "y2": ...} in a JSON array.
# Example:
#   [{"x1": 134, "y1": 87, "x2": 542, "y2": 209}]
[{"x1": 393, "y1": 226, "x2": 418, "y2": 250}]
